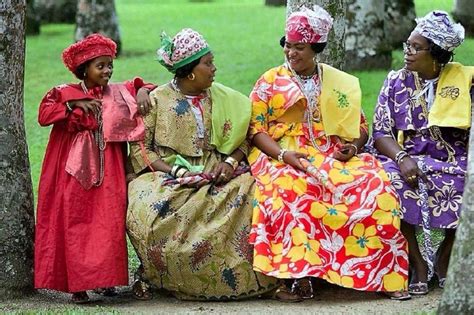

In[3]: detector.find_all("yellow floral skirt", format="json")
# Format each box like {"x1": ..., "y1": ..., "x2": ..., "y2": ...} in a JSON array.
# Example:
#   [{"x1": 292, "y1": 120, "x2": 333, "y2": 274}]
[{"x1": 248, "y1": 135, "x2": 408, "y2": 292}]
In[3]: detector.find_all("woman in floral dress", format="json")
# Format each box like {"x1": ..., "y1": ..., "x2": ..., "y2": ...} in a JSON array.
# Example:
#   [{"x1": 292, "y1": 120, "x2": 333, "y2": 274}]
[
  {"x1": 371, "y1": 11, "x2": 472, "y2": 295},
  {"x1": 248, "y1": 5, "x2": 409, "y2": 301},
  {"x1": 126, "y1": 28, "x2": 277, "y2": 300}
]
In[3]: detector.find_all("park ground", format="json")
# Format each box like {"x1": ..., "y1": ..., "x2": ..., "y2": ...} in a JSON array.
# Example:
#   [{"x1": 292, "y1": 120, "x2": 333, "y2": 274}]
[{"x1": 1, "y1": 282, "x2": 442, "y2": 314}]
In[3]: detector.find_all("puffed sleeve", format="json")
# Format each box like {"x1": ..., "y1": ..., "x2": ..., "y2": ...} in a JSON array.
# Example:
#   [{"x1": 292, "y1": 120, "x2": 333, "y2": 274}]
[
  {"x1": 248, "y1": 75, "x2": 272, "y2": 139},
  {"x1": 122, "y1": 77, "x2": 156, "y2": 97},
  {"x1": 38, "y1": 87, "x2": 69, "y2": 126}
]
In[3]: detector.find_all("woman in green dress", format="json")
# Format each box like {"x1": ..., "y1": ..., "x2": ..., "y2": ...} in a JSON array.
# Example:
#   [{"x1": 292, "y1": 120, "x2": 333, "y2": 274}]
[{"x1": 126, "y1": 28, "x2": 277, "y2": 301}]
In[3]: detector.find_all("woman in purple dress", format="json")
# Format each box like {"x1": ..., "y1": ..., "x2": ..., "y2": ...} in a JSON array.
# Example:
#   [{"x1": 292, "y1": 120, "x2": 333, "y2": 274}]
[{"x1": 371, "y1": 11, "x2": 473, "y2": 295}]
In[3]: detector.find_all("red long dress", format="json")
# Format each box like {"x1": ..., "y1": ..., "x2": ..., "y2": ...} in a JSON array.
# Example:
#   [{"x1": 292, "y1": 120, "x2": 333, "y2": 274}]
[{"x1": 34, "y1": 78, "x2": 150, "y2": 293}]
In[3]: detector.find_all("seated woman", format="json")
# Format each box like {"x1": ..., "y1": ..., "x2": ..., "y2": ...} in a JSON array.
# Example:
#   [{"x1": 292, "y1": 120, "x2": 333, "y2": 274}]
[
  {"x1": 371, "y1": 11, "x2": 472, "y2": 295},
  {"x1": 126, "y1": 28, "x2": 278, "y2": 300},
  {"x1": 248, "y1": 5, "x2": 410, "y2": 301}
]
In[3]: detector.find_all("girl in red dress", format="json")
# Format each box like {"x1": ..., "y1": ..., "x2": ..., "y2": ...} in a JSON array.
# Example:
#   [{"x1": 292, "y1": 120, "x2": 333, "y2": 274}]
[{"x1": 34, "y1": 34, "x2": 153, "y2": 303}]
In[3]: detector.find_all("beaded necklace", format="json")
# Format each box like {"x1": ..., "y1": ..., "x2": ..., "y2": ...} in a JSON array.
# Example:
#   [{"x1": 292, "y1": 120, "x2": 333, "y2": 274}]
[
  {"x1": 287, "y1": 62, "x2": 330, "y2": 153},
  {"x1": 81, "y1": 81, "x2": 105, "y2": 186}
]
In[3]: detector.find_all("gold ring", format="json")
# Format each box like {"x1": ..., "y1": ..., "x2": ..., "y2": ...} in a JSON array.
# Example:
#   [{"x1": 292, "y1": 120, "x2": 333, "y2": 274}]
[
  {"x1": 409, "y1": 175, "x2": 416, "y2": 180},
  {"x1": 220, "y1": 173, "x2": 226, "y2": 178}
]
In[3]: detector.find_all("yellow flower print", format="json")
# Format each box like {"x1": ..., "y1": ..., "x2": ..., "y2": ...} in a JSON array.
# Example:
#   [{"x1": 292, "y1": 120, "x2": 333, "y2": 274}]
[
  {"x1": 310, "y1": 202, "x2": 349, "y2": 230},
  {"x1": 254, "y1": 254, "x2": 274, "y2": 273},
  {"x1": 287, "y1": 228, "x2": 322, "y2": 265},
  {"x1": 270, "y1": 94, "x2": 286, "y2": 111},
  {"x1": 325, "y1": 270, "x2": 354, "y2": 288},
  {"x1": 373, "y1": 193, "x2": 401, "y2": 228},
  {"x1": 344, "y1": 224, "x2": 383, "y2": 257},
  {"x1": 272, "y1": 190, "x2": 284, "y2": 211},
  {"x1": 271, "y1": 243, "x2": 283, "y2": 263},
  {"x1": 329, "y1": 160, "x2": 364, "y2": 185},
  {"x1": 383, "y1": 271, "x2": 407, "y2": 291},
  {"x1": 274, "y1": 175, "x2": 307, "y2": 196},
  {"x1": 263, "y1": 70, "x2": 276, "y2": 83},
  {"x1": 258, "y1": 173, "x2": 274, "y2": 192}
]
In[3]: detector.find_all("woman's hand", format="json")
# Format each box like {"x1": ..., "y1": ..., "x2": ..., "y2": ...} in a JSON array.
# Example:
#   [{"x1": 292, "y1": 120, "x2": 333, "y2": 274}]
[
  {"x1": 333, "y1": 144, "x2": 357, "y2": 162},
  {"x1": 136, "y1": 87, "x2": 152, "y2": 116},
  {"x1": 70, "y1": 99, "x2": 102, "y2": 116},
  {"x1": 282, "y1": 151, "x2": 308, "y2": 171},
  {"x1": 398, "y1": 156, "x2": 426, "y2": 188},
  {"x1": 212, "y1": 162, "x2": 234, "y2": 185},
  {"x1": 180, "y1": 171, "x2": 210, "y2": 188}
]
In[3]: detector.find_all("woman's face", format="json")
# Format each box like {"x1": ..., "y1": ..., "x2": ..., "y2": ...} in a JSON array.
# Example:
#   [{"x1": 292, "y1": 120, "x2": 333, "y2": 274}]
[
  {"x1": 283, "y1": 41, "x2": 316, "y2": 76},
  {"x1": 84, "y1": 56, "x2": 113, "y2": 88},
  {"x1": 191, "y1": 52, "x2": 216, "y2": 90},
  {"x1": 404, "y1": 32, "x2": 435, "y2": 75}
]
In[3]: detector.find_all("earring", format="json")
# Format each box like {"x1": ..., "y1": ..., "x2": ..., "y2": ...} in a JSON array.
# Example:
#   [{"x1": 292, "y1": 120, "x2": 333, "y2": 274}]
[
  {"x1": 433, "y1": 60, "x2": 438, "y2": 73},
  {"x1": 187, "y1": 73, "x2": 195, "y2": 81}
]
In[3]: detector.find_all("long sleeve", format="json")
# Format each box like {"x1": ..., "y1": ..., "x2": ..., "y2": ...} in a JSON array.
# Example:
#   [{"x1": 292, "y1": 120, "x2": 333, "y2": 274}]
[
  {"x1": 248, "y1": 76, "x2": 271, "y2": 139},
  {"x1": 372, "y1": 74, "x2": 397, "y2": 141}
]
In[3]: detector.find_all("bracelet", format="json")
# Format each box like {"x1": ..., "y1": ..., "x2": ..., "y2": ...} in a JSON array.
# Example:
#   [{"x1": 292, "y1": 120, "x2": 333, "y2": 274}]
[
  {"x1": 348, "y1": 143, "x2": 358, "y2": 155},
  {"x1": 169, "y1": 164, "x2": 181, "y2": 177},
  {"x1": 175, "y1": 168, "x2": 188, "y2": 178},
  {"x1": 277, "y1": 148, "x2": 288, "y2": 163},
  {"x1": 65, "y1": 101, "x2": 73, "y2": 112},
  {"x1": 394, "y1": 150, "x2": 409, "y2": 164},
  {"x1": 224, "y1": 156, "x2": 239, "y2": 170}
]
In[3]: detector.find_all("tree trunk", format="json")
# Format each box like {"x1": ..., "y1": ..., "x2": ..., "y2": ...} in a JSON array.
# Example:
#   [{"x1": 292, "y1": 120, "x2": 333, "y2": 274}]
[
  {"x1": 26, "y1": 0, "x2": 40, "y2": 35},
  {"x1": 35, "y1": 0, "x2": 76, "y2": 24},
  {"x1": 452, "y1": 0, "x2": 474, "y2": 37},
  {"x1": 344, "y1": 0, "x2": 391, "y2": 71},
  {"x1": 286, "y1": 0, "x2": 346, "y2": 70},
  {"x1": 266, "y1": 0, "x2": 287, "y2": 6},
  {"x1": 437, "y1": 108, "x2": 474, "y2": 314},
  {"x1": 384, "y1": 0, "x2": 416, "y2": 48},
  {"x1": 75, "y1": 0, "x2": 122, "y2": 55},
  {"x1": 0, "y1": 0, "x2": 35, "y2": 300}
]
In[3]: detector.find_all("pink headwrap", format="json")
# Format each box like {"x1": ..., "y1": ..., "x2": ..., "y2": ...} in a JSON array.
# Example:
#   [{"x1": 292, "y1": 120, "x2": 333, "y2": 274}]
[{"x1": 285, "y1": 5, "x2": 333, "y2": 44}]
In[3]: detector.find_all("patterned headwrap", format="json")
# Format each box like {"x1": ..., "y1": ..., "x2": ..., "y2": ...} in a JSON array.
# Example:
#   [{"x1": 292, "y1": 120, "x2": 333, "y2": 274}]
[
  {"x1": 414, "y1": 11, "x2": 465, "y2": 52},
  {"x1": 157, "y1": 28, "x2": 211, "y2": 73},
  {"x1": 285, "y1": 5, "x2": 333, "y2": 44},
  {"x1": 62, "y1": 33, "x2": 117, "y2": 73}
]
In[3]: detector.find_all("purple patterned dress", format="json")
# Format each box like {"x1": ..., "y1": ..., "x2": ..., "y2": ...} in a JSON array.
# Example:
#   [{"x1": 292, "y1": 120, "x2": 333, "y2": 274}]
[{"x1": 371, "y1": 69, "x2": 472, "y2": 229}]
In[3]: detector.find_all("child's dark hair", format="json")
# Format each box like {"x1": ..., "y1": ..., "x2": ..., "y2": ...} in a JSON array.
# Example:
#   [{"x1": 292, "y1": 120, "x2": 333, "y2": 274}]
[{"x1": 73, "y1": 61, "x2": 91, "y2": 80}]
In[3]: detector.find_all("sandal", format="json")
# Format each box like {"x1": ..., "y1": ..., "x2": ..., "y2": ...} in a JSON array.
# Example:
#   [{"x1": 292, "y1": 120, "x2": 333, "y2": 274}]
[
  {"x1": 71, "y1": 291, "x2": 90, "y2": 304},
  {"x1": 93, "y1": 287, "x2": 118, "y2": 296},
  {"x1": 292, "y1": 278, "x2": 314, "y2": 299},
  {"x1": 132, "y1": 279, "x2": 152, "y2": 301},
  {"x1": 408, "y1": 282, "x2": 429, "y2": 295},
  {"x1": 437, "y1": 276, "x2": 446, "y2": 289},
  {"x1": 272, "y1": 284, "x2": 303, "y2": 303},
  {"x1": 384, "y1": 290, "x2": 411, "y2": 301}
]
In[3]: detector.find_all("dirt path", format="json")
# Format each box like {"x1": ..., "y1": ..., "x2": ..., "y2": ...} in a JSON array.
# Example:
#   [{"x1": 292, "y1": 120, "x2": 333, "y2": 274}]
[{"x1": 1, "y1": 284, "x2": 441, "y2": 314}]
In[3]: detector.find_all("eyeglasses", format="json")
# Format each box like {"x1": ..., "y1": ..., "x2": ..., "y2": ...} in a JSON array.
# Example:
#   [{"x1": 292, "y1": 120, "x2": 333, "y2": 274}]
[{"x1": 403, "y1": 42, "x2": 430, "y2": 55}]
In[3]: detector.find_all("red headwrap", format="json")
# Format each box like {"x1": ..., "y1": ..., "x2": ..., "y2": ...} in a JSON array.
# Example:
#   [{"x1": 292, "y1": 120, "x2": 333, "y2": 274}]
[
  {"x1": 62, "y1": 33, "x2": 117, "y2": 73},
  {"x1": 285, "y1": 5, "x2": 333, "y2": 44}
]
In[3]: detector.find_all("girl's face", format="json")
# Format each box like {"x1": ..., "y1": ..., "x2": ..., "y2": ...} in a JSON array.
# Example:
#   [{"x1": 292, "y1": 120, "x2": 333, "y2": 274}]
[
  {"x1": 283, "y1": 41, "x2": 316, "y2": 76},
  {"x1": 84, "y1": 56, "x2": 114, "y2": 88}
]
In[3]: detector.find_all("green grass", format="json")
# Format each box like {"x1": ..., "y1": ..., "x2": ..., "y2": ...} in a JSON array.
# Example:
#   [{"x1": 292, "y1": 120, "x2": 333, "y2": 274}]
[{"x1": 24, "y1": 0, "x2": 471, "y2": 271}]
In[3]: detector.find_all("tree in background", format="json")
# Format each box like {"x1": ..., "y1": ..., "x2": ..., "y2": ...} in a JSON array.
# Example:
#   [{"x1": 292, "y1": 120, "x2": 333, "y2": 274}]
[
  {"x1": 345, "y1": 0, "x2": 391, "y2": 71},
  {"x1": 26, "y1": 0, "x2": 40, "y2": 35},
  {"x1": 286, "y1": 0, "x2": 346, "y2": 70},
  {"x1": 75, "y1": 0, "x2": 122, "y2": 55},
  {"x1": 452, "y1": 0, "x2": 474, "y2": 37},
  {"x1": 438, "y1": 119, "x2": 474, "y2": 313},
  {"x1": 384, "y1": 0, "x2": 416, "y2": 48},
  {"x1": 35, "y1": 0, "x2": 76, "y2": 24},
  {"x1": 0, "y1": 0, "x2": 35, "y2": 299}
]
